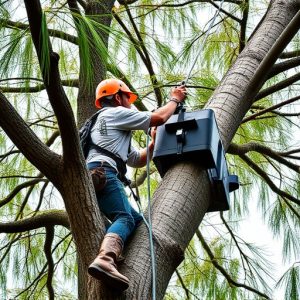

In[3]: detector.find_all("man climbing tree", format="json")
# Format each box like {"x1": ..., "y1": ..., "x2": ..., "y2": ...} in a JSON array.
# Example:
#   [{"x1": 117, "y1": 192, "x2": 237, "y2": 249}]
[{"x1": 86, "y1": 78, "x2": 186, "y2": 290}]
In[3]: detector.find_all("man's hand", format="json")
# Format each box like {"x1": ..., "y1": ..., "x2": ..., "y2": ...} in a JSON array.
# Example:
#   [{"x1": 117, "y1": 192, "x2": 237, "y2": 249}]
[
  {"x1": 149, "y1": 85, "x2": 188, "y2": 127},
  {"x1": 150, "y1": 127, "x2": 157, "y2": 144},
  {"x1": 170, "y1": 85, "x2": 187, "y2": 103},
  {"x1": 138, "y1": 127, "x2": 156, "y2": 168}
]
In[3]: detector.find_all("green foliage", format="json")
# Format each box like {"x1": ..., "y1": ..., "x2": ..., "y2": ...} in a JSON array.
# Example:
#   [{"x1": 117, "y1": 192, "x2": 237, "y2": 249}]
[
  {"x1": 165, "y1": 234, "x2": 271, "y2": 299},
  {"x1": 0, "y1": 28, "x2": 27, "y2": 78},
  {"x1": 277, "y1": 264, "x2": 300, "y2": 300},
  {"x1": 269, "y1": 198, "x2": 300, "y2": 263},
  {"x1": 202, "y1": 18, "x2": 239, "y2": 75},
  {"x1": 40, "y1": 12, "x2": 50, "y2": 83},
  {"x1": 1, "y1": 228, "x2": 76, "y2": 300}
]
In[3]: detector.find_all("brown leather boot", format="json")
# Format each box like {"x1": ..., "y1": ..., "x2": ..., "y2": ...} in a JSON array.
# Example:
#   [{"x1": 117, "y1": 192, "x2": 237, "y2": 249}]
[{"x1": 88, "y1": 233, "x2": 129, "y2": 291}]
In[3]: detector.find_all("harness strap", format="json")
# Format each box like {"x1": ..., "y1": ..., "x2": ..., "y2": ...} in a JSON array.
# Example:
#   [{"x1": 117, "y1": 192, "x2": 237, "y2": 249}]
[{"x1": 90, "y1": 143, "x2": 127, "y2": 182}]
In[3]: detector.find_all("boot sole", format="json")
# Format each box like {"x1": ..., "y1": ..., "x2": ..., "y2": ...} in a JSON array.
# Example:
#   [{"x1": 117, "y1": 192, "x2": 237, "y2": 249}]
[{"x1": 88, "y1": 263, "x2": 129, "y2": 291}]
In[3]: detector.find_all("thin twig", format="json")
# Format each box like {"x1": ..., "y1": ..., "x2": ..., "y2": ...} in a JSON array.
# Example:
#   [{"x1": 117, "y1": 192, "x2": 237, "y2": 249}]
[
  {"x1": 175, "y1": 269, "x2": 191, "y2": 299},
  {"x1": 240, "y1": 154, "x2": 300, "y2": 205},
  {"x1": 196, "y1": 229, "x2": 271, "y2": 299},
  {"x1": 243, "y1": 95, "x2": 300, "y2": 123},
  {"x1": 44, "y1": 226, "x2": 55, "y2": 300},
  {"x1": 124, "y1": 4, "x2": 163, "y2": 106},
  {"x1": 228, "y1": 143, "x2": 300, "y2": 173}
]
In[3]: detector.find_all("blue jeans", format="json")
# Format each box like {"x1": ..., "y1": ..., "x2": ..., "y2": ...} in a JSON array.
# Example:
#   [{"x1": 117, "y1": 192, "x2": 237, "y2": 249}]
[{"x1": 87, "y1": 162, "x2": 142, "y2": 243}]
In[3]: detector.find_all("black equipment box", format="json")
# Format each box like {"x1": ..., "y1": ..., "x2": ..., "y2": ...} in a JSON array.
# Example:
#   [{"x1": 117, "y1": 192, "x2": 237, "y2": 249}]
[{"x1": 153, "y1": 108, "x2": 239, "y2": 212}]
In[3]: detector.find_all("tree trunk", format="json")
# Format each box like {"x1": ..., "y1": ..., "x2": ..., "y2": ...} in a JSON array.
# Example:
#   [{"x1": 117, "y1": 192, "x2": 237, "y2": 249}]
[
  {"x1": 83, "y1": 1, "x2": 300, "y2": 299},
  {"x1": 58, "y1": 162, "x2": 107, "y2": 299},
  {"x1": 207, "y1": 0, "x2": 300, "y2": 150},
  {"x1": 77, "y1": 1, "x2": 115, "y2": 126}
]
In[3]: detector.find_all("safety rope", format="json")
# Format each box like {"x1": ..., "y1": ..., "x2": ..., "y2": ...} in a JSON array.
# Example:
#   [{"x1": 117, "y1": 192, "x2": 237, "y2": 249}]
[
  {"x1": 183, "y1": 0, "x2": 225, "y2": 86},
  {"x1": 134, "y1": 1, "x2": 226, "y2": 297},
  {"x1": 136, "y1": 128, "x2": 157, "y2": 300},
  {"x1": 145, "y1": 129, "x2": 157, "y2": 300}
]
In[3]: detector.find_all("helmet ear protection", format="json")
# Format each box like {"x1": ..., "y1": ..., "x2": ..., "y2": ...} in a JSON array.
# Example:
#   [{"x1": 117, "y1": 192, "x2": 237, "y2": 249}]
[{"x1": 95, "y1": 79, "x2": 138, "y2": 108}]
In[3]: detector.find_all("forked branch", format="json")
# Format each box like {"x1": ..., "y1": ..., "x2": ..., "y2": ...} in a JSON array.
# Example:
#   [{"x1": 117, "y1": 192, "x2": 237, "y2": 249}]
[{"x1": 196, "y1": 229, "x2": 270, "y2": 299}]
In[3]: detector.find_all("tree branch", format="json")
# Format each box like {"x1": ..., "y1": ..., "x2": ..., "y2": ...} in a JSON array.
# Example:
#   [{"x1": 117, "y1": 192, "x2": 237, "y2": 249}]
[
  {"x1": 220, "y1": 212, "x2": 256, "y2": 274},
  {"x1": 124, "y1": 4, "x2": 163, "y2": 106},
  {"x1": 118, "y1": 0, "x2": 139, "y2": 4},
  {"x1": 0, "y1": 92, "x2": 62, "y2": 184},
  {"x1": 0, "y1": 177, "x2": 48, "y2": 208},
  {"x1": 255, "y1": 72, "x2": 300, "y2": 101},
  {"x1": 229, "y1": 142, "x2": 300, "y2": 173},
  {"x1": 220, "y1": 212, "x2": 274, "y2": 278},
  {"x1": 239, "y1": 0, "x2": 249, "y2": 52},
  {"x1": 0, "y1": 233, "x2": 21, "y2": 265},
  {"x1": 44, "y1": 226, "x2": 55, "y2": 300},
  {"x1": 0, "y1": 210, "x2": 70, "y2": 233},
  {"x1": 45, "y1": 130, "x2": 60, "y2": 147},
  {"x1": 208, "y1": 0, "x2": 241, "y2": 23},
  {"x1": 77, "y1": 0, "x2": 87, "y2": 10},
  {"x1": 33, "y1": 181, "x2": 50, "y2": 214},
  {"x1": 0, "y1": 149, "x2": 19, "y2": 162},
  {"x1": 0, "y1": 130, "x2": 60, "y2": 163},
  {"x1": 239, "y1": 154, "x2": 300, "y2": 206},
  {"x1": 106, "y1": 63, "x2": 148, "y2": 111},
  {"x1": 136, "y1": 0, "x2": 243, "y2": 9},
  {"x1": 282, "y1": 198, "x2": 300, "y2": 220},
  {"x1": 16, "y1": 184, "x2": 38, "y2": 220},
  {"x1": 268, "y1": 56, "x2": 300, "y2": 79},
  {"x1": 239, "y1": 8, "x2": 300, "y2": 107},
  {"x1": 111, "y1": 13, "x2": 144, "y2": 59},
  {"x1": 131, "y1": 167, "x2": 156, "y2": 188},
  {"x1": 0, "y1": 79, "x2": 79, "y2": 93},
  {"x1": 175, "y1": 269, "x2": 191, "y2": 299},
  {"x1": 196, "y1": 229, "x2": 271, "y2": 299},
  {"x1": 278, "y1": 148, "x2": 300, "y2": 159},
  {"x1": 244, "y1": 95, "x2": 300, "y2": 123},
  {"x1": 113, "y1": 9, "x2": 164, "y2": 106},
  {"x1": 14, "y1": 233, "x2": 72, "y2": 298},
  {"x1": 206, "y1": 1, "x2": 300, "y2": 151},
  {"x1": 0, "y1": 18, "x2": 78, "y2": 44},
  {"x1": 279, "y1": 50, "x2": 300, "y2": 59},
  {"x1": 24, "y1": 0, "x2": 83, "y2": 163},
  {"x1": 273, "y1": 111, "x2": 300, "y2": 117},
  {"x1": 0, "y1": 77, "x2": 44, "y2": 83},
  {"x1": 67, "y1": 0, "x2": 82, "y2": 16}
]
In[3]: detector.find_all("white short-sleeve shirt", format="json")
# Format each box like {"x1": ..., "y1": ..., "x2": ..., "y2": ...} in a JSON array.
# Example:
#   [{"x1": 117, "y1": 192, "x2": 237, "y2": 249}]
[{"x1": 86, "y1": 106, "x2": 151, "y2": 170}]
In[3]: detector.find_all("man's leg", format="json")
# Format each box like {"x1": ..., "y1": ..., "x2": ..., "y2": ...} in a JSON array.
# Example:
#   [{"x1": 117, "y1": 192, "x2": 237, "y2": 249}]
[{"x1": 87, "y1": 164, "x2": 134, "y2": 290}]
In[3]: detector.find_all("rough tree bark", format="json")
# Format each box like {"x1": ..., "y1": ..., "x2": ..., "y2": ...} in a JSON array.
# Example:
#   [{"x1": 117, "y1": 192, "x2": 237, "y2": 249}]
[
  {"x1": 76, "y1": 0, "x2": 116, "y2": 125},
  {"x1": 112, "y1": 1, "x2": 300, "y2": 299}
]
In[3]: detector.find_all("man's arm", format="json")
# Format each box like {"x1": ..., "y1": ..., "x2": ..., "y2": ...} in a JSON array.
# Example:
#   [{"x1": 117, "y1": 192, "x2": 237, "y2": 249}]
[
  {"x1": 135, "y1": 128, "x2": 156, "y2": 168},
  {"x1": 134, "y1": 86, "x2": 187, "y2": 167},
  {"x1": 137, "y1": 141, "x2": 155, "y2": 168},
  {"x1": 150, "y1": 85, "x2": 187, "y2": 127}
]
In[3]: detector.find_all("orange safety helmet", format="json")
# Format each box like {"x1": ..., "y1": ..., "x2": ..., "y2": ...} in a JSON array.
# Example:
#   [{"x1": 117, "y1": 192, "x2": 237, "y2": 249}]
[{"x1": 95, "y1": 78, "x2": 138, "y2": 108}]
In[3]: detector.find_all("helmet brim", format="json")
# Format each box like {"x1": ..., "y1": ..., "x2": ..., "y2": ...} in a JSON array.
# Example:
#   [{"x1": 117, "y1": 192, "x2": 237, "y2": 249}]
[
  {"x1": 127, "y1": 93, "x2": 138, "y2": 104},
  {"x1": 95, "y1": 98, "x2": 102, "y2": 108}
]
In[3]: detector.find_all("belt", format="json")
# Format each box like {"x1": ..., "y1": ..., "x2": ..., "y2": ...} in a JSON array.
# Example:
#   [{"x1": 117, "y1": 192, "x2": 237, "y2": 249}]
[{"x1": 101, "y1": 162, "x2": 117, "y2": 170}]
